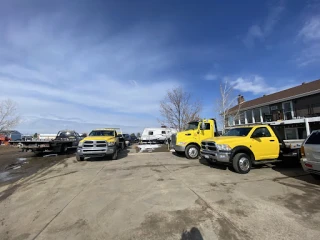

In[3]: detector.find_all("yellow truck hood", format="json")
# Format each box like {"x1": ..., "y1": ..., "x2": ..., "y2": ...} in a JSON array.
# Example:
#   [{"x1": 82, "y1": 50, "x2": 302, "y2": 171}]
[
  {"x1": 80, "y1": 136, "x2": 115, "y2": 143},
  {"x1": 204, "y1": 136, "x2": 246, "y2": 144}
]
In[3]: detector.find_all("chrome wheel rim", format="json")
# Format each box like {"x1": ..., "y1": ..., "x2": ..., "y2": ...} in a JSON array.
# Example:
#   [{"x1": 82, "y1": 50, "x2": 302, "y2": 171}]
[
  {"x1": 239, "y1": 157, "x2": 250, "y2": 171},
  {"x1": 188, "y1": 147, "x2": 198, "y2": 158}
]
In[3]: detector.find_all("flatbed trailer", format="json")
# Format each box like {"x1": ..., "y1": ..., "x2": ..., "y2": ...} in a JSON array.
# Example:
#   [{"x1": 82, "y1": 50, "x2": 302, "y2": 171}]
[{"x1": 9, "y1": 130, "x2": 82, "y2": 153}]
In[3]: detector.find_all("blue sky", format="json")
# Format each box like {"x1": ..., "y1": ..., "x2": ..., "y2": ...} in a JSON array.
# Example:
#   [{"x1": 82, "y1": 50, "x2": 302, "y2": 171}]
[{"x1": 1, "y1": 0, "x2": 320, "y2": 134}]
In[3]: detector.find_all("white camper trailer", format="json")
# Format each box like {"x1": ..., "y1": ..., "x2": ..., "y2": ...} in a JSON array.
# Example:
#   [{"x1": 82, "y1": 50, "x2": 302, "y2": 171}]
[{"x1": 141, "y1": 128, "x2": 177, "y2": 144}]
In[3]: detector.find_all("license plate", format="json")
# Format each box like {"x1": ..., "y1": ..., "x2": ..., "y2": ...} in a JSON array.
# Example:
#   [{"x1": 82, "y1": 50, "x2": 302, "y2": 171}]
[{"x1": 204, "y1": 155, "x2": 209, "y2": 159}]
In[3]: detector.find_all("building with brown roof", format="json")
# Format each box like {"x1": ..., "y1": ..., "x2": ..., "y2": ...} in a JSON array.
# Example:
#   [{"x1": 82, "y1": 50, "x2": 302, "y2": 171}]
[{"x1": 226, "y1": 79, "x2": 320, "y2": 140}]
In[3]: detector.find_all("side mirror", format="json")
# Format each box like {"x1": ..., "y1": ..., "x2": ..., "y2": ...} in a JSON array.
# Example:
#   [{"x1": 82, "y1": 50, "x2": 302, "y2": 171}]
[{"x1": 200, "y1": 122, "x2": 205, "y2": 130}]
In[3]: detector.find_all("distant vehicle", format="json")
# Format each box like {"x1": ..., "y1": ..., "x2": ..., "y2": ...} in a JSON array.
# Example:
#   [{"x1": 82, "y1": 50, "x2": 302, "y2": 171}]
[
  {"x1": 0, "y1": 130, "x2": 22, "y2": 141},
  {"x1": 122, "y1": 134, "x2": 131, "y2": 146},
  {"x1": 301, "y1": 130, "x2": 320, "y2": 179},
  {"x1": 130, "y1": 135, "x2": 139, "y2": 143},
  {"x1": 141, "y1": 128, "x2": 177, "y2": 144},
  {"x1": 21, "y1": 135, "x2": 33, "y2": 141},
  {"x1": 10, "y1": 130, "x2": 82, "y2": 153},
  {"x1": 76, "y1": 128, "x2": 125, "y2": 161}
]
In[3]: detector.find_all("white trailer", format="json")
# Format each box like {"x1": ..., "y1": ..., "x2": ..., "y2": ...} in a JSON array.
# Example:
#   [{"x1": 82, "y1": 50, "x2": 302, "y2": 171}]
[{"x1": 141, "y1": 128, "x2": 177, "y2": 144}]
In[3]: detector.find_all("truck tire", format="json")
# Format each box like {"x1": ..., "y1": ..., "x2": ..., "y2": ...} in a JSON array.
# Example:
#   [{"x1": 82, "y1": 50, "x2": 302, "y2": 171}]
[
  {"x1": 112, "y1": 149, "x2": 118, "y2": 160},
  {"x1": 185, "y1": 145, "x2": 200, "y2": 159},
  {"x1": 76, "y1": 155, "x2": 84, "y2": 161},
  {"x1": 232, "y1": 153, "x2": 251, "y2": 174}
]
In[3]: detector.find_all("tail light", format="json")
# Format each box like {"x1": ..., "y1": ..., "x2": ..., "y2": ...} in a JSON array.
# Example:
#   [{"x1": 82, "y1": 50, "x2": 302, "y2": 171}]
[{"x1": 301, "y1": 146, "x2": 305, "y2": 157}]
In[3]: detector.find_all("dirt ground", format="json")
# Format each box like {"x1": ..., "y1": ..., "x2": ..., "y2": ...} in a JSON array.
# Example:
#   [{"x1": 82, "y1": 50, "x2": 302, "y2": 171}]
[{"x1": 0, "y1": 151, "x2": 319, "y2": 240}]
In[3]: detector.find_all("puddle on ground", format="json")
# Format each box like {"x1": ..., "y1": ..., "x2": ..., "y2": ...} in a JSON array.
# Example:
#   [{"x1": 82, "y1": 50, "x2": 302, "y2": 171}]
[{"x1": 0, "y1": 154, "x2": 71, "y2": 186}]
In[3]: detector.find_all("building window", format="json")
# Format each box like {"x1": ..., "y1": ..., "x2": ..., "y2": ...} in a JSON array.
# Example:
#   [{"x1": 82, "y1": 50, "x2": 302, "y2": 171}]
[
  {"x1": 228, "y1": 116, "x2": 234, "y2": 126},
  {"x1": 240, "y1": 112, "x2": 245, "y2": 124},
  {"x1": 253, "y1": 108, "x2": 261, "y2": 123},
  {"x1": 246, "y1": 110, "x2": 253, "y2": 123},
  {"x1": 261, "y1": 106, "x2": 270, "y2": 121},
  {"x1": 234, "y1": 115, "x2": 240, "y2": 125},
  {"x1": 282, "y1": 101, "x2": 294, "y2": 120}
]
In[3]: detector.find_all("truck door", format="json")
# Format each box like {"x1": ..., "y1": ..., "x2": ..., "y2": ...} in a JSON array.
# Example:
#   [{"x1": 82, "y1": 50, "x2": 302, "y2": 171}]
[
  {"x1": 199, "y1": 122, "x2": 212, "y2": 142},
  {"x1": 250, "y1": 127, "x2": 279, "y2": 160}
]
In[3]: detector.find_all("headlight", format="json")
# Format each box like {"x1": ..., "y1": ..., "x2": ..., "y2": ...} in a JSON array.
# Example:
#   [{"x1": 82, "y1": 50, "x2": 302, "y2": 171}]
[
  {"x1": 216, "y1": 144, "x2": 232, "y2": 151},
  {"x1": 78, "y1": 142, "x2": 83, "y2": 147},
  {"x1": 108, "y1": 142, "x2": 115, "y2": 146}
]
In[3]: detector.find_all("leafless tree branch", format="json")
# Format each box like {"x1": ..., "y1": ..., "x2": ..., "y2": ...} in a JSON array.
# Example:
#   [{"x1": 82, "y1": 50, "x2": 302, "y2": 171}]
[
  {"x1": 216, "y1": 80, "x2": 241, "y2": 133},
  {"x1": 159, "y1": 87, "x2": 202, "y2": 131},
  {"x1": 0, "y1": 99, "x2": 21, "y2": 132}
]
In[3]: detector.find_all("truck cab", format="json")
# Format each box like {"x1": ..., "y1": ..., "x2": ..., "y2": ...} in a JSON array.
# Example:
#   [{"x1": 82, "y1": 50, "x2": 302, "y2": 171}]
[
  {"x1": 76, "y1": 128, "x2": 121, "y2": 161},
  {"x1": 200, "y1": 125, "x2": 285, "y2": 174},
  {"x1": 171, "y1": 118, "x2": 219, "y2": 159}
]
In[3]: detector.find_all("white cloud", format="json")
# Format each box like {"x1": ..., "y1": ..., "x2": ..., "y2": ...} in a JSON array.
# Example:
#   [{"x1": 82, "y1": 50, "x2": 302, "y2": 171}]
[
  {"x1": 230, "y1": 75, "x2": 276, "y2": 95},
  {"x1": 204, "y1": 74, "x2": 218, "y2": 81},
  {"x1": 0, "y1": 11, "x2": 181, "y2": 132},
  {"x1": 297, "y1": 15, "x2": 320, "y2": 66},
  {"x1": 230, "y1": 75, "x2": 296, "y2": 95},
  {"x1": 299, "y1": 16, "x2": 320, "y2": 41},
  {"x1": 243, "y1": 2, "x2": 285, "y2": 48}
]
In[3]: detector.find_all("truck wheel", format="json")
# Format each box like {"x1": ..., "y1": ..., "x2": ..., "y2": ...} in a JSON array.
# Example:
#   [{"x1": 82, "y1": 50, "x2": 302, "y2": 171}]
[
  {"x1": 185, "y1": 145, "x2": 199, "y2": 159},
  {"x1": 76, "y1": 155, "x2": 84, "y2": 161},
  {"x1": 112, "y1": 149, "x2": 118, "y2": 160},
  {"x1": 232, "y1": 153, "x2": 251, "y2": 174}
]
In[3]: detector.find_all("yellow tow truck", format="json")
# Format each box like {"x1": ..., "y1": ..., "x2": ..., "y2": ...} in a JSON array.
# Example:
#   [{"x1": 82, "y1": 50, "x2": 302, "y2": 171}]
[
  {"x1": 76, "y1": 128, "x2": 125, "y2": 161},
  {"x1": 171, "y1": 118, "x2": 219, "y2": 159},
  {"x1": 200, "y1": 124, "x2": 301, "y2": 174}
]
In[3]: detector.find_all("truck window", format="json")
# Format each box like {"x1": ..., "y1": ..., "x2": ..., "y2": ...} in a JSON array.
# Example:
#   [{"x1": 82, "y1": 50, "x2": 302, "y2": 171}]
[
  {"x1": 89, "y1": 131, "x2": 115, "y2": 136},
  {"x1": 202, "y1": 123, "x2": 210, "y2": 130},
  {"x1": 148, "y1": 131, "x2": 153, "y2": 135},
  {"x1": 185, "y1": 122, "x2": 199, "y2": 130},
  {"x1": 161, "y1": 131, "x2": 166, "y2": 134},
  {"x1": 251, "y1": 127, "x2": 271, "y2": 138},
  {"x1": 305, "y1": 131, "x2": 320, "y2": 144},
  {"x1": 224, "y1": 128, "x2": 252, "y2": 136}
]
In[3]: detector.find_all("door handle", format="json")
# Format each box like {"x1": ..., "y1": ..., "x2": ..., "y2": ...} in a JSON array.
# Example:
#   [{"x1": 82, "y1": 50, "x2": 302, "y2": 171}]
[
  {"x1": 185, "y1": 134, "x2": 191, "y2": 136},
  {"x1": 270, "y1": 140, "x2": 275, "y2": 142}
]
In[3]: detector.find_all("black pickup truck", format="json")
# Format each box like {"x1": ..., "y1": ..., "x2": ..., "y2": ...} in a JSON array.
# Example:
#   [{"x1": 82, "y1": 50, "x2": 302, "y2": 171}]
[{"x1": 10, "y1": 130, "x2": 83, "y2": 154}]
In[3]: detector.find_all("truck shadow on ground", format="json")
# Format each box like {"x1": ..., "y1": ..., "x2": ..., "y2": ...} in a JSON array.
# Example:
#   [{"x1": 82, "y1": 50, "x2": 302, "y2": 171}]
[
  {"x1": 85, "y1": 149, "x2": 130, "y2": 161},
  {"x1": 198, "y1": 158, "x2": 230, "y2": 171},
  {"x1": 271, "y1": 160, "x2": 320, "y2": 185}
]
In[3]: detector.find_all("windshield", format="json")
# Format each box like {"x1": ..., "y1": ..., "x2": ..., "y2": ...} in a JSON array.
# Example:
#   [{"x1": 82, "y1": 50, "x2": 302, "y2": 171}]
[
  {"x1": 223, "y1": 128, "x2": 252, "y2": 136},
  {"x1": 89, "y1": 130, "x2": 114, "y2": 137},
  {"x1": 185, "y1": 122, "x2": 199, "y2": 130},
  {"x1": 57, "y1": 131, "x2": 74, "y2": 138}
]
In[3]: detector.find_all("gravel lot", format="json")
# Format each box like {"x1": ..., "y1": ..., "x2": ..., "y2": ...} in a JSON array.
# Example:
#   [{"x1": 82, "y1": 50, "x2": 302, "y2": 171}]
[{"x1": 0, "y1": 151, "x2": 319, "y2": 240}]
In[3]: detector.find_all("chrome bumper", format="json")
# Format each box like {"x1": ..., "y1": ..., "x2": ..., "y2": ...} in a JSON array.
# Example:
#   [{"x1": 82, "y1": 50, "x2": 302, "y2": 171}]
[
  {"x1": 77, "y1": 146, "x2": 115, "y2": 157},
  {"x1": 200, "y1": 150, "x2": 231, "y2": 163}
]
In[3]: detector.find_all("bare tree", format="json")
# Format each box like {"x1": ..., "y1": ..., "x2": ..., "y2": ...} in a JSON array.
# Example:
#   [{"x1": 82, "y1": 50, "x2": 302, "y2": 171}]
[
  {"x1": 216, "y1": 80, "x2": 241, "y2": 133},
  {"x1": 0, "y1": 99, "x2": 20, "y2": 132},
  {"x1": 160, "y1": 87, "x2": 202, "y2": 131}
]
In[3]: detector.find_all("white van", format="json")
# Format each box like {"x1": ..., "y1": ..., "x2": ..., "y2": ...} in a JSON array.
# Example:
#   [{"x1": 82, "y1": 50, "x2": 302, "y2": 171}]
[{"x1": 141, "y1": 128, "x2": 177, "y2": 144}]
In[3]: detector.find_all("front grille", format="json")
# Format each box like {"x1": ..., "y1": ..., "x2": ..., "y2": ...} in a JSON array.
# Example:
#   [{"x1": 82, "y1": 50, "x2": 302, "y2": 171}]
[
  {"x1": 83, "y1": 140, "x2": 107, "y2": 148},
  {"x1": 201, "y1": 141, "x2": 217, "y2": 151},
  {"x1": 171, "y1": 134, "x2": 177, "y2": 147}
]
